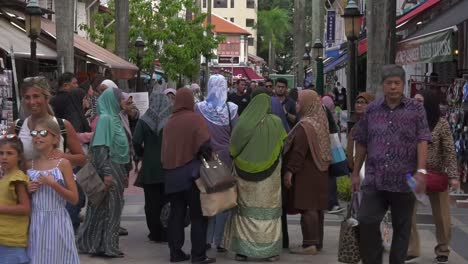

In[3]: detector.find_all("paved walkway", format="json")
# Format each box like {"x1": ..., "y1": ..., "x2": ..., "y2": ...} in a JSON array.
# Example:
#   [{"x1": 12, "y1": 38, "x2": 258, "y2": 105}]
[{"x1": 79, "y1": 172, "x2": 468, "y2": 264}]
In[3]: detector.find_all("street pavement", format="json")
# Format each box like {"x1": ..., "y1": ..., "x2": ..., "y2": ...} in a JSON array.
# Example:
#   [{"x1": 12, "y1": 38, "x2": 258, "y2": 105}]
[{"x1": 79, "y1": 173, "x2": 468, "y2": 264}]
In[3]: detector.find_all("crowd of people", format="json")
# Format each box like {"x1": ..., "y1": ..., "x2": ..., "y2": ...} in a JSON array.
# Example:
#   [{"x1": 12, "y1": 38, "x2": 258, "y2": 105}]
[{"x1": 0, "y1": 64, "x2": 461, "y2": 264}]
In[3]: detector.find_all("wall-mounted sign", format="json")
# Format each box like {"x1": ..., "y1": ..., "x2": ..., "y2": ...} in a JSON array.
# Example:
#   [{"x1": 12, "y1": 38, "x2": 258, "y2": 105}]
[
  {"x1": 396, "y1": 29, "x2": 453, "y2": 65},
  {"x1": 326, "y1": 11, "x2": 336, "y2": 45},
  {"x1": 218, "y1": 35, "x2": 241, "y2": 56}
]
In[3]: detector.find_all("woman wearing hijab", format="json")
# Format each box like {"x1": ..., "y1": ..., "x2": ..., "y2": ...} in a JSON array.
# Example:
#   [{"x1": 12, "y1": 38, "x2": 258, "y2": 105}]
[
  {"x1": 77, "y1": 87, "x2": 129, "y2": 258},
  {"x1": 133, "y1": 92, "x2": 172, "y2": 243},
  {"x1": 283, "y1": 90, "x2": 331, "y2": 255},
  {"x1": 162, "y1": 88, "x2": 215, "y2": 264},
  {"x1": 224, "y1": 93, "x2": 287, "y2": 262},
  {"x1": 195, "y1": 74, "x2": 238, "y2": 252}
]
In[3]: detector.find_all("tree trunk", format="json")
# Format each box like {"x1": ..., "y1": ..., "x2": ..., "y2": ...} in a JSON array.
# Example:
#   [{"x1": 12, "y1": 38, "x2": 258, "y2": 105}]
[
  {"x1": 366, "y1": 0, "x2": 397, "y2": 97},
  {"x1": 294, "y1": 0, "x2": 306, "y2": 88},
  {"x1": 268, "y1": 40, "x2": 275, "y2": 71},
  {"x1": 55, "y1": 0, "x2": 75, "y2": 74},
  {"x1": 115, "y1": 0, "x2": 129, "y2": 89}
]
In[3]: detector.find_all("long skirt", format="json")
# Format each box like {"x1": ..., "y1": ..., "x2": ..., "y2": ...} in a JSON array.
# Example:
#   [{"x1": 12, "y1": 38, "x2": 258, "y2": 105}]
[
  {"x1": 224, "y1": 161, "x2": 282, "y2": 258},
  {"x1": 76, "y1": 158, "x2": 127, "y2": 257}
]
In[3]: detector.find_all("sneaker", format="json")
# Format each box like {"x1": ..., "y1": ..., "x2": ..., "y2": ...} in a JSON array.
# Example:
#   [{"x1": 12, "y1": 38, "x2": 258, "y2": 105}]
[
  {"x1": 405, "y1": 255, "x2": 419, "y2": 263},
  {"x1": 328, "y1": 205, "x2": 345, "y2": 214},
  {"x1": 436, "y1": 255, "x2": 448, "y2": 264}
]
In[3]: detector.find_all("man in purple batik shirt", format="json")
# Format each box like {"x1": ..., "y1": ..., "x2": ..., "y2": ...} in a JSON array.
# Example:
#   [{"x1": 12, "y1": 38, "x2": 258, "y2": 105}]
[{"x1": 351, "y1": 65, "x2": 431, "y2": 264}]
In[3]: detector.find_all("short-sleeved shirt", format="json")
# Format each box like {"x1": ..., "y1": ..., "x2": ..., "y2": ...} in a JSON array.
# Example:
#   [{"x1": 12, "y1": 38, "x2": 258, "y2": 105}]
[
  {"x1": 0, "y1": 169, "x2": 30, "y2": 247},
  {"x1": 228, "y1": 93, "x2": 250, "y2": 115},
  {"x1": 279, "y1": 97, "x2": 297, "y2": 128},
  {"x1": 353, "y1": 97, "x2": 432, "y2": 192}
]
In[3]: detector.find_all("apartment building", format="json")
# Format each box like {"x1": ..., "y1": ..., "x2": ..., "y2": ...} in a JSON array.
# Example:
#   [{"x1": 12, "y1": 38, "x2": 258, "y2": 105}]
[{"x1": 201, "y1": 0, "x2": 258, "y2": 55}]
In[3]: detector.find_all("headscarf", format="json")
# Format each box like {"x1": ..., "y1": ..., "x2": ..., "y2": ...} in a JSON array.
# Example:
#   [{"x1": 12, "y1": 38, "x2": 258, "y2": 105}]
[
  {"x1": 285, "y1": 90, "x2": 331, "y2": 171},
  {"x1": 162, "y1": 88, "x2": 210, "y2": 169},
  {"x1": 230, "y1": 94, "x2": 287, "y2": 176},
  {"x1": 197, "y1": 74, "x2": 238, "y2": 126},
  {"x1": 164, "y1": 88, "x2": 176, "y2": 96},
  {"x1": 321, "y1": 95, "x2": 335, "y2": 112},
  {"x1": 91, "y1": 87, "x2": 130, "y2": 164},
  {"x1": 101, "y1": 79, "x2": 118, "y2": 89},
  {"x1": 140, "y1": 92, "x2": 172, "y2": 134},
  {"x1": 356, "y1": 92, "x2": 375, "y2": 104}
]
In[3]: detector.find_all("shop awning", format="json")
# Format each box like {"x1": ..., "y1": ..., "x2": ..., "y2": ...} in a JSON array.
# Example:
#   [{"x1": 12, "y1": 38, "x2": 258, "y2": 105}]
[
  {"x1": 233, "y1": 67, "x2": 264, "y2": 81},
  {"x1": 408, "y1": 0, "x2": 468, "y2": 38},
  {"x1": 39, "y1": 19, "x2": 138, "y2": 79},
  {"x1": 0, "y1": 18, "x2": 56, "y2": 60},
  {"x1": 248, "y1": 53, "x2": 265, "y2": 64},
  {"x1": 396, "y1": 0, "x2": 441, "y2": 26},
  {"x1": 396, "y1": 27, "x2": 454, "y2": 65},
  {"x1": 324, "y1": 53, "x2": 347, "y2": 73}
]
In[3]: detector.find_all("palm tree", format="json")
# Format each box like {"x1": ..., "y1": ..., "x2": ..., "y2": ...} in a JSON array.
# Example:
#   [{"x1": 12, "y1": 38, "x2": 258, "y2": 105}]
[{"x1": 257, "y1": 7, "x2": 291, "y2": 71}]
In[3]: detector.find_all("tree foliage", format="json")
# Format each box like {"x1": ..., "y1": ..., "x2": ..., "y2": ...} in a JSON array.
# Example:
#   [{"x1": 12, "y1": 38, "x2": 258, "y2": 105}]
[
  {"x1": 257, "y1": 8, "x2": 291, "y2": 54},
  {"x1": 79, "y1": 0, "x2": 220, "y2": 82}
]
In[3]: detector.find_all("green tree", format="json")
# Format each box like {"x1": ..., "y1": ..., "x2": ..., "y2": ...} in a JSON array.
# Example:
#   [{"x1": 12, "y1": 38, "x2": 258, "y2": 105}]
[
  {"x1": 257, "y1": 7, "x2": 291, "y2": 71},
  {"x1": 80, "y1": 0, "x2": 219, "y2": 84}
]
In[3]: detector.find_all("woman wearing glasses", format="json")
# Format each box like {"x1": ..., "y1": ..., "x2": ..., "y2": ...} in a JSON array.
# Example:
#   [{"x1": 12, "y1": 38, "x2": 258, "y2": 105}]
[{"x1": 14, "y1": 77, "x2": 85, "y2": 167}]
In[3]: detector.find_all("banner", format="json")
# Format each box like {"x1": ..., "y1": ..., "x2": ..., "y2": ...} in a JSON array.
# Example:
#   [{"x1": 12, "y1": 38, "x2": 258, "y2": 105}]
[
  {"x1": 396, "y1": 29, "x2": 453, "y2": 65},
  {"x1": 326, "y1": 11, "x2": 336, "y2": 45}
]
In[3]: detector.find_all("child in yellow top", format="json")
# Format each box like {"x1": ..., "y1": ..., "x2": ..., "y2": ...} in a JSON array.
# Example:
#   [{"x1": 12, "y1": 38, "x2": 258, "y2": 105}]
[{"x1": 0, "y1": 135, "x2": 30, "y2": 264}]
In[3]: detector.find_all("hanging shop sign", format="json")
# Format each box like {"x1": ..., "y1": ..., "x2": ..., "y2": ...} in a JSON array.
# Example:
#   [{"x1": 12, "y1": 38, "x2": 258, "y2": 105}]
[
  {"x1": 326, "y1": 11, "x2": 336, "y2": 46},
  {"x1": 396, "y1": 29, "x2": 453, "y2": 65}
]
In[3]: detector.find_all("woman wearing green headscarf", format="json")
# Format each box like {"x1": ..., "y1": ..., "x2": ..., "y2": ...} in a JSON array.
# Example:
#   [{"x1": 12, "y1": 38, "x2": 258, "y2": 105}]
[
  {"x1": 77, "y1": 87, "x2": 129, "y2": 258},
  {"x1": 224, "y1": 93, "x2": 287, "y2": 262}
]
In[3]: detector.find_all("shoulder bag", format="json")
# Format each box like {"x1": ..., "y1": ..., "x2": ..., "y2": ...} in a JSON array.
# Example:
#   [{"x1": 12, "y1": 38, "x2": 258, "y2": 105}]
[{"x1": 76, "y1": 151, "x2": 107, "y2": 206}]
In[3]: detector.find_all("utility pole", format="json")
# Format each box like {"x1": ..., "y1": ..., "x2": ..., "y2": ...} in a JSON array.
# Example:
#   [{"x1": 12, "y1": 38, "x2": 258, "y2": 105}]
[
  {"x1": 115, "y1": 0, "x2": 130, "y2": 90},
  {"x1": 55, "y1": 0, "x2": 75, "y2": 74},
  {"x1": 294, "y1": 0, "x2": 306, "y2": 88},
  {"x1": 367, "y1": 0, "x2": 397, "y2": 97}
]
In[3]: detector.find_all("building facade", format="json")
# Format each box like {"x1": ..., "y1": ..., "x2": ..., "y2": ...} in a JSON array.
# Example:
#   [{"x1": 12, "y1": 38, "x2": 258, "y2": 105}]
[{"x1": 201, "y1": 0, "x2": 258, "y2": 55}]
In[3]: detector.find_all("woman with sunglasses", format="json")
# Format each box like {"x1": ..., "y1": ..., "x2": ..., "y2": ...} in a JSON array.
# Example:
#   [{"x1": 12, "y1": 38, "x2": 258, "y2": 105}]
[{"x1": 14, "y1": 77, "x2": 85, "y2": 167}]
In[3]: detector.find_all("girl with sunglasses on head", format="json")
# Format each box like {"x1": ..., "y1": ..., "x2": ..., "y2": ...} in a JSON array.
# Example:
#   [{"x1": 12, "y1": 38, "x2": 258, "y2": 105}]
[
  {"x1": 0, "y1": 135, "x2": 31, "y2": 264},
  {"x1": 26, "y1": 118, "x2": 79, "y2": 264}
]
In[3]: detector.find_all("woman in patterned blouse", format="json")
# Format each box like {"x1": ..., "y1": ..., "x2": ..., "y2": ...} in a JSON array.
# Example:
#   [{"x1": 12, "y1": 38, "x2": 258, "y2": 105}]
[{"x1": 406, "y1": 89, "x2": 459, "y2": 264}]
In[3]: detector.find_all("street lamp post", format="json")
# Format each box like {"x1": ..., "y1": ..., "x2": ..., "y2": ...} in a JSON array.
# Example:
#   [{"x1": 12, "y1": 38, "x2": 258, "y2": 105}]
[
  {"x1": 342, "y1": 0, "x2": 363, "y2": 118},
  {"x1": 25, "y1": 0, "x2": 43, "y2": 76},
  {"x1": 313, "y1": 39, "x2": 324, "y2": 95},
  {"x1": 302, "y1": 43, "x2": 311, "y2": 89},
  {"x1": 134, "y1": 36, "x2": 145, "y2": 92}
]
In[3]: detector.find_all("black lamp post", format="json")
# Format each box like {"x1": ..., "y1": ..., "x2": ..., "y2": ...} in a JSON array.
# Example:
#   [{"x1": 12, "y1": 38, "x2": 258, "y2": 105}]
[
  {"x1": 134, "y1": 36, "x2": 145, "y2": 92},
  {"x1": 302, "y1": 42, "x2": 312, "y2": 88},
  {"x1": 313, "y1": 39, "x2": 324, "y2": 95},
  {"x1": 25, "y1": 0, "x2": 43, "y2": 76},
  {"x1": 342, "y1": 0, "x2": 363, "y2": 113}
]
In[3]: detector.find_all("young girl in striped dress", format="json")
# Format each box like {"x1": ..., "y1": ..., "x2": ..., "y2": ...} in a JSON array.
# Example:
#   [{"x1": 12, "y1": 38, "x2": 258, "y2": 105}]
[
  {"x1": 0, "y1": 135, "x2": 30, "y2": 264},
  {"x1": 27, "y1": 118, "x2": 79, "y2": 264}
]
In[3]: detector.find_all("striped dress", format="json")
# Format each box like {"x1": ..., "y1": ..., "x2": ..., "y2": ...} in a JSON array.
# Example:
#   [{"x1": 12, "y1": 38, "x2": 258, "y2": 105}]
[{"x1": 27, "y1": 159, "x2": 79, "y2": 264}]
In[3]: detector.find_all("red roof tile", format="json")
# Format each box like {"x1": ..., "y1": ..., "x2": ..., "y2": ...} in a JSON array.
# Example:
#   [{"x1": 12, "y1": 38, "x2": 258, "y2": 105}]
[{"x1": 204, "y1": 14, "x2": 251, "y2": 35}]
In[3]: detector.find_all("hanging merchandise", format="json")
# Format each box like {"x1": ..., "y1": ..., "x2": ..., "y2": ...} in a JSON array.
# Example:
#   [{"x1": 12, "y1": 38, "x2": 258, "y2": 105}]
[{"x1": 0, "y1": 58, "x2": 15, "y2": 130}]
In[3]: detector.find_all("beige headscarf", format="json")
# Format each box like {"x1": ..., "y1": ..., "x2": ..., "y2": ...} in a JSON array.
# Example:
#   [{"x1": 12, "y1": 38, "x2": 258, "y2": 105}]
[{"x1": 285, "y1": 90, "x2": 331, "y2": 171}]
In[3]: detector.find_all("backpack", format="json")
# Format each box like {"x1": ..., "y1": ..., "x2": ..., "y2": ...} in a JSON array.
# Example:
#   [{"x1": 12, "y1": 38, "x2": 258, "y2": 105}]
[{"x1": 15, "y1": 118, "x2": 68, "y2": 150}]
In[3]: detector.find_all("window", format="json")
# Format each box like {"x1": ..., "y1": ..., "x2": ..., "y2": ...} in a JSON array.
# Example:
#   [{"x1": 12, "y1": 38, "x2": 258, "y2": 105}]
[
  {"x1": 203, "y1": 0, "x2": 206, "y2": 8},
  {"x1": 231, "y1": 0, "x2": 234, "y2": 8},
  {"x1": 248, "y1": 37, "x2": 254, "y2": 46},
  {"x1": 246, "y1": 19, "x2": 255, "y2": 27},
  {"x1": 246, "y1": 0, "x2": 255, "y2": 9},
  {"x1": 214, "y1": 0, "x2": 228, "y2": 8},
  {"x1": 230, "y1": 17, "x2": 235, "y2": 23}
]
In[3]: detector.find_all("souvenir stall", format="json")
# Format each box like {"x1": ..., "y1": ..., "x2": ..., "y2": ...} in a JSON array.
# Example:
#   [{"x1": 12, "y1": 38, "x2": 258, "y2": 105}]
[
  {"x1": 0, "y1": 58, "x2": 15, "y2": 131},
  {"x1": 446, "y1": 75, "x2": 468, "y2": 194}
]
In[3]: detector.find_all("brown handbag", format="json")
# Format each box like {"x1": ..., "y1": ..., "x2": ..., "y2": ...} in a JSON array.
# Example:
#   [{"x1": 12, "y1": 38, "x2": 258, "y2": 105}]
[
  {"x1": 199, "y1": 155, "x2": 236, "y2": 194},
  {"x1": 76, "y1": 161, "x2": 107, "y2": 206},
  {"x1": 338, "y1": 193, "x2": 361, "y2": 263}
]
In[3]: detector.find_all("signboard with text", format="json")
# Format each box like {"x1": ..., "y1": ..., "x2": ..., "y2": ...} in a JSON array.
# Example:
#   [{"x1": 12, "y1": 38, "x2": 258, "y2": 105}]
[
  {"x1": 326, "y1": 11, "x2": 336, "y2": 45},
  {"x1": 128, "y1": 92, "x2": 149, "y2": 115},
  {"x1": 396, "y1": 29, "x2": 453, "y2": 65},
  {"x1": 218, "y1": 35, "x2": 241, "y2": 56}
]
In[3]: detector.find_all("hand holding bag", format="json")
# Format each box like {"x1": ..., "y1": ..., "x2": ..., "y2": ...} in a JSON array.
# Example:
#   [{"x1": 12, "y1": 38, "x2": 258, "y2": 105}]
[
  {"x1": 330, "y1": 133, "x2": 349, "y2": 177},
  {"x1": 76, "y1": 153, "x2": 107, "y2": 207},
  {"x1": 338, "y1": 193, "x2": 361, "y2": 263}
]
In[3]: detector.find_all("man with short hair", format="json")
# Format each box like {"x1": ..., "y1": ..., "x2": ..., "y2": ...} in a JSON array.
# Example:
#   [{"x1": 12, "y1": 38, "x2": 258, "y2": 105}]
[
  {"x1": 265, "y1": 78, "x2": 275, "y2": 95},
  {"x1": 275, "y1": 78, "x2": 297, "y2": 128},
  {"x1": 228, "y1": 79, "x2": 250, "y2": 115},
  {"x1": 352, "y1": 64, "x2": 431, "y2": 264},
  {"x1": 50, "y1": 72, "x2": 90, "y2": 133}
]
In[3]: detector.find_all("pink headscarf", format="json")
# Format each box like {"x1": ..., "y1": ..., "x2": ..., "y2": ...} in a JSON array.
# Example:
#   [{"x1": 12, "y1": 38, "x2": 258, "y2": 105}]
[{"x1": 321, "y1": 95, "x2": 335, "y2": 112}]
